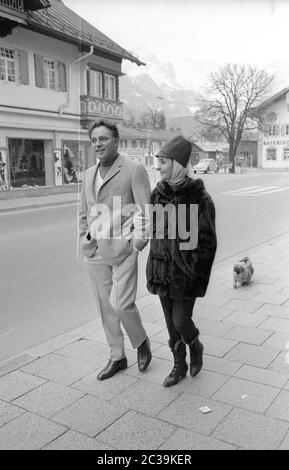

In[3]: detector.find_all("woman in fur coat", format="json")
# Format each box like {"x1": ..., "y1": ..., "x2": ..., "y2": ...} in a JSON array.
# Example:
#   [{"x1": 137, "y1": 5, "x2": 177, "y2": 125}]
[{"x1": 146, "y1": 136, "x2": 217, "y2": 387}]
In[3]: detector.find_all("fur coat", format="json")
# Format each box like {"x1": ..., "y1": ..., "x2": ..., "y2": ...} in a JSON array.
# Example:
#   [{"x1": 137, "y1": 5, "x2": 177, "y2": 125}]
[{"x1": 146, "y1": 176, "x2": 217, "y2": 300}]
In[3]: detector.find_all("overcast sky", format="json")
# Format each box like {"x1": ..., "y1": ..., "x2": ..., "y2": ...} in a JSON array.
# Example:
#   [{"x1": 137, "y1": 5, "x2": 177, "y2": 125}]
[{"x1": 63, "y1": 0, "x2": 289, "y2": 88}]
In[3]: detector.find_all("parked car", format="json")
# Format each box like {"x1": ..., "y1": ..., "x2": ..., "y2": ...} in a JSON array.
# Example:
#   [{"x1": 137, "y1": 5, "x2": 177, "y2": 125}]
[{"x1": 192, "y1": 158, "x2": 218, "y2": 174}]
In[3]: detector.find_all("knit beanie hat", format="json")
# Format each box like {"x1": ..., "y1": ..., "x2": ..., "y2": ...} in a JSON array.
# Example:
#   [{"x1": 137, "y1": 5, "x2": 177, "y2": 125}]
[{"x1": 156, "y1": 135, "x2": 192, "y2": 167}]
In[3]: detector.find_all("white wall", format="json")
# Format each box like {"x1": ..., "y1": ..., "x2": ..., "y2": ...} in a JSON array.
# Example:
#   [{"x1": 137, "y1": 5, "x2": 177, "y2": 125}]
[
  {"x1": 260, "y1": 97, "x2": 289, "y2": 168},
  {"x1": 0, "y1": 28, "x2": 74, "y2": 112},
  {"x1": 0, "y1": 27, "x2": 122, "y2": 116}
]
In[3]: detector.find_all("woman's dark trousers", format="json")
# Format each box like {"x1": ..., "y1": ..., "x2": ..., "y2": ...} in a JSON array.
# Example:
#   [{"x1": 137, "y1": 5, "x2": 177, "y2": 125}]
[{"x1": 159, "y1": 296, "x2": 204, "y2": 386}]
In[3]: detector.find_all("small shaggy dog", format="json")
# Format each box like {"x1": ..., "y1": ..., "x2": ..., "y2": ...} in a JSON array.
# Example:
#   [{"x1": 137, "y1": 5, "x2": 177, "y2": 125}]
[{"x1": 233, "y1": 256, "x2": 254, "y2": 288}]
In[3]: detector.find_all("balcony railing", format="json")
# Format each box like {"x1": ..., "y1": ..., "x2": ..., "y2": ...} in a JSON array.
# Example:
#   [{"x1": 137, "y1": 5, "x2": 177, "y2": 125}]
[
  {"x1": 80, "y1": 95, "x2": 123, "y2": 128},
  {"x1": 0, "y1": 0, "x2": 27, "y2": 32},
  {"x1": 0, "y1": 0, "x2": 24, "y2": 11}
]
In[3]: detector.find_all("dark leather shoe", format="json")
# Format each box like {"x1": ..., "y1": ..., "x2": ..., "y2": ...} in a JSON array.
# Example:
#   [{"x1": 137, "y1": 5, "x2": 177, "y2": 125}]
[
  {"x1": 163, "y1": 339, "x2": 188, "y2": 387},
  {"x1": 97, "y1": 358, "x2": 127, "y2": 381},
  {"x1": 137, "y1": 338, "x2": 152, "y2": 372},
  {"x1": 189, "y1": 336, "x2": 204, "y2": 378}
]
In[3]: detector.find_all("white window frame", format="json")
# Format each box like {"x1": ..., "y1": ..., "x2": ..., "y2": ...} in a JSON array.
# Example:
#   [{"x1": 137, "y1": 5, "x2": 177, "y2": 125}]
[
  {"x1": 43, "y1": 57, "x2": 57, "y2": 90},
  {"x1": 283, "y1": 148, "x2": 289, "y2": 160},
  {"x1": 104, "y1": 73, "x2": 116, "y2": 100},
  {"x1": 89, "y1": 69, "x2": 103, "y2": 98},
  {"x1": 0, "y1": 46, "x2": 16, "y2": 83},
  {"x1": 268, "y1": 125, "x2": 276, "y2": 136}
]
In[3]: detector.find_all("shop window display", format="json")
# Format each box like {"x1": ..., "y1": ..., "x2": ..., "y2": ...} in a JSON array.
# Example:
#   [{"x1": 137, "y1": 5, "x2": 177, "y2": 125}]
[
  {"x1": 9, "y1": 139, "x2": 45, "y2": 188},
  {"x1": 62, "y1": 141, "x2": 89, "y2": 184}
]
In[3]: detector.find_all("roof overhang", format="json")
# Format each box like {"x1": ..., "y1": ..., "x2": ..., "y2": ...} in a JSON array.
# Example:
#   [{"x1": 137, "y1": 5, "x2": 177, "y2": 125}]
[
  {"x1": 25, "y1": 19, "x2": 144, "y2": 66},
  {"x1": 253, "y1": 86, "x2": 289, "y2": 114}
]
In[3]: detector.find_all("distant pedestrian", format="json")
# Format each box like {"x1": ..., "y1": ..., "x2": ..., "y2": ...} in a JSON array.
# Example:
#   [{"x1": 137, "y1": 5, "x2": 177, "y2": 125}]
[
  {"x1": 146, "y1": 136, "x2": 217, "y2": 387},
  {"x1": 78, "y1": 120, "x2": 152, "y2": 381}
]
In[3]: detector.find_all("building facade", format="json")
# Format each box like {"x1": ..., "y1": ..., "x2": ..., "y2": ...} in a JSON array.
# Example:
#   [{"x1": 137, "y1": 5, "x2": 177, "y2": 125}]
[
  {"x1": 190, "y1": 138, "x2": 258, "y2": 168},
  {"x1": 0, "y1": 0, "x2": 143, "y2": 194},
  {"x1": 118, "y1": 127, "x2": 180, "y2": 167},
  {"x1": 254, "y1": 86, "x2": 289, "y2": 169},
  {"x1": 190, "y1": 141, "x2": 229, "y2": 165}
]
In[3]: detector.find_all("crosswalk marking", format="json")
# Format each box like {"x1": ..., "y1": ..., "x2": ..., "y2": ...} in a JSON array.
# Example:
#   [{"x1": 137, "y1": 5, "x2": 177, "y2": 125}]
[
  {"x1": 242, "y1": 186, "x2": 277, "y2": 194},
  {"x1": 228, "y1": 193, "x2": 262, "y2": 196},
  {"x1": 224, "y1": 185, "x2": 289, "y2": 196},
  {"x1": 260, "y1": 187, "x2": 289, "y2": 195},
  {"x1": 223, "y1": 186, "x2": 260, "y2": 194}
]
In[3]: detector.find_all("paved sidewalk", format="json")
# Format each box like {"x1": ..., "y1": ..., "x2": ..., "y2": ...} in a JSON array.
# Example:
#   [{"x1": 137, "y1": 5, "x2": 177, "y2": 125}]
[
  {"x1": 0, "y1": 191, "x2": 78, "y2": 213},
  {"x1": 1, "y1": 230, "x2": 289, "y2": 450}
]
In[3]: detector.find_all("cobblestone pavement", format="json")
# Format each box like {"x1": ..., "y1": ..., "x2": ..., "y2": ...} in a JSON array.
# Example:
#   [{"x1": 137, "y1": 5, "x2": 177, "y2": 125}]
[{"x1": 1, "y1": 226, "x2": 289, "y2": 450}]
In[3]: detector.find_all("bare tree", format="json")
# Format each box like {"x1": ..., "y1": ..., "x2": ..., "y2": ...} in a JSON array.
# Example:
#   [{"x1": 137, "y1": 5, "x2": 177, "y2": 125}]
[
  {"x1": 196, "y1": 63, "x2": 274, "y2": 172},
  {"x1": 158, "y1": 110, "x2": 167, "y2": 130},
  {"x1": 140, "y1": 106, "x2": 167, "y2": 130},
  {"x1": 148, "y1": 106, "x2": 159, "y2": 129}
]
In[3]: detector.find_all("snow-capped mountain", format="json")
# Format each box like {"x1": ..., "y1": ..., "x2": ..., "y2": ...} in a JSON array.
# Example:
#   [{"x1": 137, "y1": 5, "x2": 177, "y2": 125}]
[
  {"x1": 119, "y1": 52, "x2": 217, "y2": 121},
  {"x1": 119, "y1": 51, "x2": 289, "y2": 135}
]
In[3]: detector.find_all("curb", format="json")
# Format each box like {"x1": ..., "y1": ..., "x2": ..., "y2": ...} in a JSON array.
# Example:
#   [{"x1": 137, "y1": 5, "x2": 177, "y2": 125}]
[
  {"x1": 0, "y1": 292, "x2": 154, "y2": 370},
  {"x1": 0, "y1": 199, "x2": 77, "y2": 214}
]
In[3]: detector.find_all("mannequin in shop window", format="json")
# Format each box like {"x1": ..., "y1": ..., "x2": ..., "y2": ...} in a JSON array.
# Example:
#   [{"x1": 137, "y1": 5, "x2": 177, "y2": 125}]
[
  {"x1": 29, "y1": 154, "x2": 39, "y2": 184},
  {"x1": 63, "y1": 148, "x2": 77, "y2": 183}
]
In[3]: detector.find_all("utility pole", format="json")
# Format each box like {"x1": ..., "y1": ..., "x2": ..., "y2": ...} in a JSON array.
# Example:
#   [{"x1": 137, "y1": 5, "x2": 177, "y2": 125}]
[{"x1": 146, "y1": 129, "x2": 152, "y2": 167}]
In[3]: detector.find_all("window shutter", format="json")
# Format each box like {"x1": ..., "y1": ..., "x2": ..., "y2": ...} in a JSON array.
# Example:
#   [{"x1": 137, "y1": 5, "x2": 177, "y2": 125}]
[
  {"x1": 87, "y1": 69, "x2": 91, "y2": 95},
  {"x1": 19, "y1": 49, "x2": 29, "y2": 85},
  {"x1": 34, "y1": 54, "x2": 44, "y2": 88},
  {"x1": 275, "y1": 125, "x2": 280, "y2": 136},
  {"x1": 264, "y1": 124, "x2": 269, "y2": 137},
  {"x1": 59, "y1": 62, "x2": 67, "y2": 92},
  {"x1": 116, "y1": 76, "x2": 119, "y2": 101},
  {"x1": 281, "y1": 124, "x2": 285, "y2": 137},
  {"x1": 102, "y1": 73, "x2": 105, "y2": 98}
]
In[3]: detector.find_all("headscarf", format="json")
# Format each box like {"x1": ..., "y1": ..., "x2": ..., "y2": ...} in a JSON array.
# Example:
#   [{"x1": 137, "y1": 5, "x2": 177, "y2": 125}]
[{"x1": 166, "y1": 159, "x2": 188, "y2": 185}]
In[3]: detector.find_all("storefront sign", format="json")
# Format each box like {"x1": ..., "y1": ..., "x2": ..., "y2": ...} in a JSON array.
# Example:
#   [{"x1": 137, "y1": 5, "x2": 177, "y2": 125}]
[{"x1": 263, "y1": 140, "x2": 289, "y2": 145}]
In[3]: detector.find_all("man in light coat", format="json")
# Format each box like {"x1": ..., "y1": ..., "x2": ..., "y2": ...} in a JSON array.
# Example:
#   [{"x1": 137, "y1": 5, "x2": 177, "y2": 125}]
[{"x1": 78, "y1": 120, "x2": 152, "y2": 380}]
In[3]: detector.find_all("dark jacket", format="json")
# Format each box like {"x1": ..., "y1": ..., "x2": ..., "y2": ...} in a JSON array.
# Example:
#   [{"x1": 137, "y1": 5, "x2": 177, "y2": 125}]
[{"x1": 146, "y1": 176, "x2": 217, "y2": 300}]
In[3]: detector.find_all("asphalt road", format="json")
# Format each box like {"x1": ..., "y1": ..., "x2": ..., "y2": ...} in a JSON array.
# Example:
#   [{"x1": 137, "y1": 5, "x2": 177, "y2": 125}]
[
  {"x1": 203, "y1": 170, "x2": 289, "y2": 262},
  {"x1": 1, "y1": 170, "x2": 289, "y2": 362}
]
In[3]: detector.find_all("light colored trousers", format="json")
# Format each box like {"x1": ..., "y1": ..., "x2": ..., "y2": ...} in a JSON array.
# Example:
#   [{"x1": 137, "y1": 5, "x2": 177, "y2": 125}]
[{"x1": 84, "y1": 250, "x2": 147, "y2": 361}]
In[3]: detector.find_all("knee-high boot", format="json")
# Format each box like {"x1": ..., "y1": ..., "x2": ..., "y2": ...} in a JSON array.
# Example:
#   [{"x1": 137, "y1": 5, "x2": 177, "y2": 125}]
[
  {"x1": 188, "y1": 330, "x2": 204, "y2": 377},
  {"x1": 163, "y1": 339, "x2": 188, "y2": 387}
]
